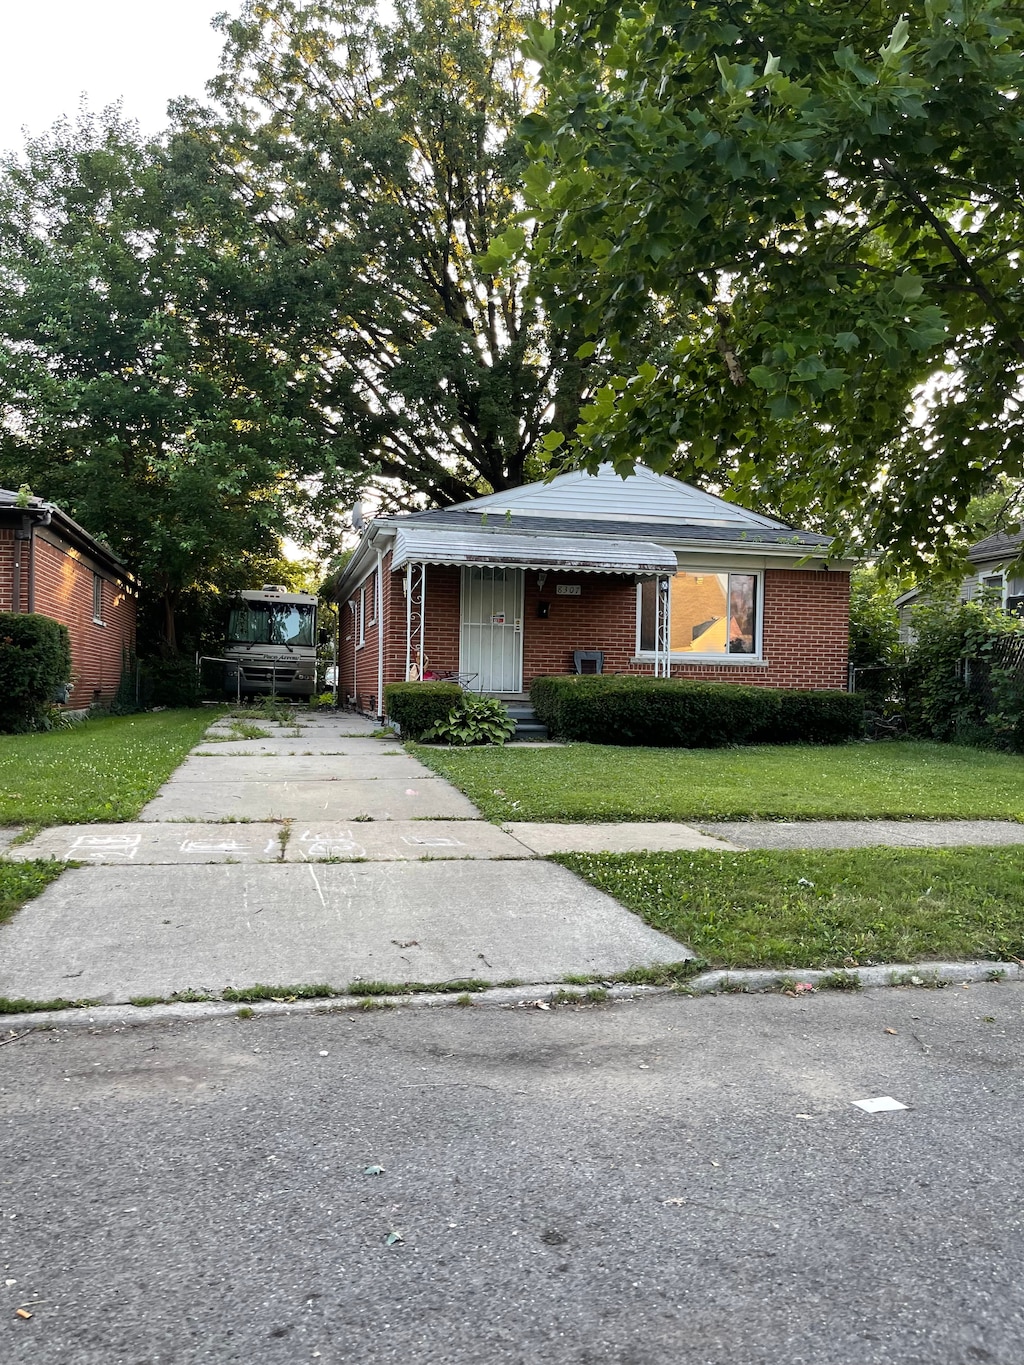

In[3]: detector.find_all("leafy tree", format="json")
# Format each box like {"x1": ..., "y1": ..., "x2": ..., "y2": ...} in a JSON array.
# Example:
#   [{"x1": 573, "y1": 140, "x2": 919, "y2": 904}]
[
  {"x1": 849, "y1": 569, "x2": 901, "y2": 671},
  {"x1": 524, "y1": 0, "x2": 1024, "y2": 567},
  {"x1": 903, "y1": 596, "x2": 1024, "y2": 749},
  {"x1": 0, "y1": 111, "x2": 361, "y2": 651},
  {"x1": 170, "y1": 0, "x2": 607, "y2": 509}
]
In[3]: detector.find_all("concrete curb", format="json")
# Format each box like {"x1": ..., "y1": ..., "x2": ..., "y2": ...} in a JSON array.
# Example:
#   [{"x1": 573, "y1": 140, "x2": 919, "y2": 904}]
[
  {"x1": 1, "y1": 961, "x2": 1020, "y2": 1034},
  {"x1": 684, "y1": 960, "x2": 1021, "y2": 994},
  {"x1": 0, "y1": 983, "x2": 664, "y2": 1034}
]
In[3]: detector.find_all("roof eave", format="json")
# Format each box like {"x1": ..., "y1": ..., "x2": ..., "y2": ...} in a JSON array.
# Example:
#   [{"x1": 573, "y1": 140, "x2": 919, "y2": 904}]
[
  {"x1": 328, "y1": 520, "x2": 396, "y2": 601},
  {"x1": 0, "y1": 498, "x2": 137, "y2": 585}
]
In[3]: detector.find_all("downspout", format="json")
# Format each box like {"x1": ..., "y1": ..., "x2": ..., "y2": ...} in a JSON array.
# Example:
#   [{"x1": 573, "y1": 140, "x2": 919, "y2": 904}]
[
  {"x1": 26, "y1": 506, "x2": 50, "y2": 614},
  {"x1": 11, "y1": 514, "x2": 29, "y2": 613},
  {"x1": 376, "y1": 547, "x2": 384, "y2": 720},
  {"x1": 334, "y1": 602, "x2": 342, "y2": 710}
]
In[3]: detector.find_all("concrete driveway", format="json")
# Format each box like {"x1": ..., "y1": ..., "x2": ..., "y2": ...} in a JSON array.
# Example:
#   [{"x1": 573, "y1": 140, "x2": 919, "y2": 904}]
[{"x1": 0, "y1": 711, "x2": 687, "y2": 1003}]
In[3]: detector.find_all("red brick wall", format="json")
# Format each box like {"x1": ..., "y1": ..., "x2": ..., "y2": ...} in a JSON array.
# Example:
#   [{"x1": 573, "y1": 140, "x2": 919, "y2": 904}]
[
  {"x1": 523, "y1": 572, "x2": 639, "y2": 678},
  {"x1": 340, "y1": 555, "x2": 407, "y2": 714},
  {"x1": 341, "y1": 567, "x2": 381, "y2": 711},
  {"x1": 29, "y1": 530, "x2": 137, "y2": 707},
  {"x1": 0, "y1": 525, "x2": 136, "y2": 707}
]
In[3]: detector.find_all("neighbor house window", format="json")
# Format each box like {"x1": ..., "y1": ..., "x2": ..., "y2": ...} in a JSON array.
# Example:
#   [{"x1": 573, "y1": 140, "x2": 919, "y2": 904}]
[
  {"x1": 357, "y1": 586, "x2": 366, "y2": 647},
  {"x1": 638, "y1": 572, "x2": 759, "y2": 656},
  {"x1": 980, "y1": 573, "x2": 1005, "y2": 604},
  {"x1": 92, "y1": 573, "x2": 104, "y2": 624},
  {"x1": 367, "y1": 571, "x2": 377, "y2": 625}
]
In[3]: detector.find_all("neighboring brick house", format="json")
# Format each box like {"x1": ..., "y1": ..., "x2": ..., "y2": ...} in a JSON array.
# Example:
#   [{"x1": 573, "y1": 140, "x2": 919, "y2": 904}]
[
  {"x1": 331, "y1": 465, "x2": 852, "y2": 718},
  {"x1": 0, "y1": 489, "x2": 138, "y2": 709}
]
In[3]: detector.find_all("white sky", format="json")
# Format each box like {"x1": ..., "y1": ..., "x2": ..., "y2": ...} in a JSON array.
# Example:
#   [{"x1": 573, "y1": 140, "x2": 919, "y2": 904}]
[{"x1": 0, "y1": 1, "x2": 234, "y2": 156}]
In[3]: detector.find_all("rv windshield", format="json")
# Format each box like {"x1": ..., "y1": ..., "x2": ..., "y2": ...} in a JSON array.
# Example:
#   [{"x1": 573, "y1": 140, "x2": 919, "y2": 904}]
[{"x1": 228, "y1": 603, "x2": 315, "y2": 647}]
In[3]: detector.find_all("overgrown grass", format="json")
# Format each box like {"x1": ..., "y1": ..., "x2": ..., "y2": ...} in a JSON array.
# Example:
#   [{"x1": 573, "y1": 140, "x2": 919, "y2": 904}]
[
  {"x1": 0, "y1": 710, "x2": 219, "y2": 826},
  {"x1": 555, "y1": 847, "x2": 1024, "y2": 969},
  {"x1": 0, "y1": 861, "x2": 66, "y2": 926},
  {"x1": 412, "y1": 740, "x2": 1024, "y2": 822}
]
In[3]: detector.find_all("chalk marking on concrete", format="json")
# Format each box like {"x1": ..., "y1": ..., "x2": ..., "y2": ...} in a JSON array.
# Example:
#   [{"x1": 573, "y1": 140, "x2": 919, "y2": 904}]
[
  {"x1": 308, "y1": 864, "x2": 327, "y2": 909},
  {"x1": 67, "y1": 833, "x2": 142, "y2": 862},
  {"x1": 178, "y1": 839, "x2": 252, "y2": 855},
  {"x1": 294, "y1": 828, "x2": 365, "y2": 861}
]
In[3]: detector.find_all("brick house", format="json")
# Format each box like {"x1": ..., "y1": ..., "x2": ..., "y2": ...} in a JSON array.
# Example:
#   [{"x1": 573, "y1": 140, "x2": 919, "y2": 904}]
[
  {"x1": 0, "y1": 489, "x2": 138, "y2": 709},
  {"x1": 331, "y1": 466, "x2": 852, "y2": 718}
]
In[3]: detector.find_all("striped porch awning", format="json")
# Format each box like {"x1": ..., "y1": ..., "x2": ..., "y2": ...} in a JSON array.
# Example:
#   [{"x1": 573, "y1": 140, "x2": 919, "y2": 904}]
[{"x1": 391, "y1": 527, "x2": 677, "y2": 577}]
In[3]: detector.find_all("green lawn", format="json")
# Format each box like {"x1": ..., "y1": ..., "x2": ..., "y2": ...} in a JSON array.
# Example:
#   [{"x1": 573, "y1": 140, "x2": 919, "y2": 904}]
[
  {"x1": 0, "y1": 861, "x2": 66, "y2": 926},
  {"x1": 555, "y1": 847, "x2": 1024, "y2": 969},
  {"x1": 412, "y1": 740, "x2": 1024, "y2": 822},
  {"x1": 0, "y1": 710, "x2": 218, "y2": 826}
]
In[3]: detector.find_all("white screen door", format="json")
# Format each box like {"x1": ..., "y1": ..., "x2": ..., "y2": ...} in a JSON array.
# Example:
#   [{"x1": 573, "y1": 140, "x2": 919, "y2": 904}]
[{"x1": 460, "y1": 567, "x2": 524, "y2": 692}]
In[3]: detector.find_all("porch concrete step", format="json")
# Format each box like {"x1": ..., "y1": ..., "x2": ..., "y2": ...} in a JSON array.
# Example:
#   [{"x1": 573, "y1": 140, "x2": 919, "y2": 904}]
[
  {"x1": 501, "y1": 700, "x2": 548, "y2": 741},
  {"x1": 511, "y1": 721, "x2": 549, "y2": 741}
]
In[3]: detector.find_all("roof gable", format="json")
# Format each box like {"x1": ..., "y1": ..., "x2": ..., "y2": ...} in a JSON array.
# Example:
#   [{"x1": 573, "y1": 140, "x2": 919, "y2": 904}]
[{"x1": 447, "y1": 464, "x2": 786, "y2": 530}]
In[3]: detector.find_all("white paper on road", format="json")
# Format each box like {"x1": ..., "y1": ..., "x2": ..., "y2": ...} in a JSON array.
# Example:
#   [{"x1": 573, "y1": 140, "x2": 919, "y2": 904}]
[{"x1": 852, "y1": 1096, "x2": 908, "y2": 1113}]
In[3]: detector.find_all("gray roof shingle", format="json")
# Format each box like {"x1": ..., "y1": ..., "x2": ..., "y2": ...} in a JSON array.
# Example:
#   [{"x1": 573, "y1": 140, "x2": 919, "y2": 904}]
[{"x1": 391, "y1": 508, "x2": 831, "y2": 549}]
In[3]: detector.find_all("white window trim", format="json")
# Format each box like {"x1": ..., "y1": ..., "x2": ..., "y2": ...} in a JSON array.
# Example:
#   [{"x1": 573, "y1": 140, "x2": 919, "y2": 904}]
[
  {"x1": 356, "y1": 586, "x2": 366, "y2": 649},
  {"x1": 92, "y1": 573, "x2": 105, "y2": 626},
  {"x1": 979, "y1": 573, "x2": 1007, "y2": 608},
  {"x1": 635, "y1": 569, "x2": 765, "y2": 664},
  {"x1": 367, "y1": 570, "x2": 377, "y2": 626}
]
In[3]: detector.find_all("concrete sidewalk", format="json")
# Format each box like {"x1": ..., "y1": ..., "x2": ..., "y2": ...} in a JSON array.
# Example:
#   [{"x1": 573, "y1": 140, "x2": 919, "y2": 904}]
[{"x1": 0, "y1": 712, "x2": 688, "y2": 1004}]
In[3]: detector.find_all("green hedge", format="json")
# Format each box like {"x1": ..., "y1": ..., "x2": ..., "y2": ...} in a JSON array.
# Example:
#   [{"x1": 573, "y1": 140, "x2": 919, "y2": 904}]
[
  {"x1": 139, "y1": 656, "x2": 202, "y2": 709},
  {"x1": 384, "y1": 681, "x2": 462, "y2": 739},
  {"x1": 530, "y1": 675, "x2": 864, "y2": 747},
  {"x1": 0, "y1": 613, "x2": 72, "y2": 732},
  {"x1": 774, "y1": 689, "x2": 867, "y2": 744}
]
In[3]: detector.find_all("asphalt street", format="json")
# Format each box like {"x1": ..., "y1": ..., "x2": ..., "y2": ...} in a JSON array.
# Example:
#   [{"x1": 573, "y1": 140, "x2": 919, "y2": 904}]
[{"x1": 2, "y1": 984, "x2": 1023, "y2": 1365}]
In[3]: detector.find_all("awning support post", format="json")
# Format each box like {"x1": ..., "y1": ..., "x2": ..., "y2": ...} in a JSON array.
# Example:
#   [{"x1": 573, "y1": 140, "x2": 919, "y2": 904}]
[
  {"x1": 405, "y1": 561, "x2": 426, "y2": 680},
  {"x1": 655, "y1": 574, "x2": 672, "y2": 678}
]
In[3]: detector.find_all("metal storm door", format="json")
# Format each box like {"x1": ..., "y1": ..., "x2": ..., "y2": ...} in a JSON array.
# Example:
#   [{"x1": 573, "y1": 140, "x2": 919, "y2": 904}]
[{"x1": 460, "y1": 567, "x2": 524, "y2": 692}]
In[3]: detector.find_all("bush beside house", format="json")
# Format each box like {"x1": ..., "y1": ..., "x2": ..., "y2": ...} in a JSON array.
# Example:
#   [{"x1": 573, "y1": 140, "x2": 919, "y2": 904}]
[
  {"x1": 0, "y1": 612, "x2": 72, "y2": 732},
  {"x1": 384, "y1": 681, "x2": 462, "y2": 738}
]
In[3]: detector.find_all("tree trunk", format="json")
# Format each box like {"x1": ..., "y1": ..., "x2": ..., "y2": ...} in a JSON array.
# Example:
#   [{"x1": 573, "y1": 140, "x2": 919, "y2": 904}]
[{"x1": 161, "y1": 590, "x2": 178, "y2": 657}]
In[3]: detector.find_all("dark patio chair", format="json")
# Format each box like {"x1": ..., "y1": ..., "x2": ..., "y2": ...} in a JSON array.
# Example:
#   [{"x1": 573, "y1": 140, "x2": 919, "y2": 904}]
[{"x1": 572, "y1": 650, "x2": 604, "y2": 675}]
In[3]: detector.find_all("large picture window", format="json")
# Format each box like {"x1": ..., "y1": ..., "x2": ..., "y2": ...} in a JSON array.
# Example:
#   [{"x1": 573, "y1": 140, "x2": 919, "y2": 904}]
[{"x1": 639, "y1": 572, "x2": 759, "y2": 657}]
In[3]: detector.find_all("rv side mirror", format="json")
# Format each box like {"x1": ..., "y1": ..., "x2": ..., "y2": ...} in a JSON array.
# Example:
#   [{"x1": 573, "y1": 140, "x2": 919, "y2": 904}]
[{"x1": 318, "y1": 628, "x2": 331, "y2": 647}]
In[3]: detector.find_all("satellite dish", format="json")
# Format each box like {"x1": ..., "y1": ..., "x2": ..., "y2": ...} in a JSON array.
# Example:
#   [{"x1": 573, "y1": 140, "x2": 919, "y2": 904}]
[{"x1": 351, "y1": 501, "x2": 365, "y2": 531}]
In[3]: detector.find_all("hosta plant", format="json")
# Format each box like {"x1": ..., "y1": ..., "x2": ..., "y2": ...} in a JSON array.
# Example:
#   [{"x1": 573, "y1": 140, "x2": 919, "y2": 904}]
[{"x1": 423, "y1": 694, "x2": 516, "y2": 746}]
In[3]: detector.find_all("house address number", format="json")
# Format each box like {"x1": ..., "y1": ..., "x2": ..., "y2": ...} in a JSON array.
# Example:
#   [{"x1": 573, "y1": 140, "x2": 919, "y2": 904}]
[{"x1": 555, "y1": 584, "x2": 582, "y2": 597}]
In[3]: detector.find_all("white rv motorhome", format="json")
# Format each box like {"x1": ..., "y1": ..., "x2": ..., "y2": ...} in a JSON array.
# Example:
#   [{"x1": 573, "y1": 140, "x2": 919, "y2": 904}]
[{"x1": 223, "y1": 585, "x2": 319, "y2": 700}]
